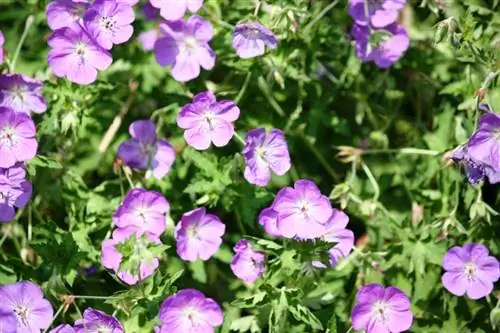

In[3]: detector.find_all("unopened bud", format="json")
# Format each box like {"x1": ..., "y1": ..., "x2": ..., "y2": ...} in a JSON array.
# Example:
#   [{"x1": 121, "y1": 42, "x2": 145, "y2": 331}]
[{"x1": 336, "y1": 146, "x2": 362, "y2": 163}]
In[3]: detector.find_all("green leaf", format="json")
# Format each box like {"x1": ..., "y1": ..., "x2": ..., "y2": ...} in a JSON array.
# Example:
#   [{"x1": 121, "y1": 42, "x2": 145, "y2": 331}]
[{"x1": 289, "y1": 304, "x2": 323, "y2": 330}]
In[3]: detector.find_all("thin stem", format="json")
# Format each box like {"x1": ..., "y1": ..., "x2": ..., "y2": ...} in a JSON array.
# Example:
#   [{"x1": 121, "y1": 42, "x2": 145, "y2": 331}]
[
  {"x1": 361, "y1": 162, "x2": 380, "y2": 200},
  {"x1": 253, "y1": 0, "x2": 261, "y2": 16},
  {"x1": 28, "y1": 204, "x2": 32, "y2": 242},
  {"x1": 300, "y1": 133, "x2": 340, "y2": 182},
  {"x1": 71, "y1": 295, "x2": 121, "y2": 300},
  {"x1": 42, "y1": 302, "x2": 65, "y2": 333},
  {"x1": 9, "y1": 15, "x2": 34, "y2": 73},
  {"x1": 233, "y1": 132, "x2": 246, "y2": 145},
  {"x1": 361, "y1": 148, "x2": 440, "y2": 156},
  {"x1": 122, "y1": 166, "x2": 134, "y2": 188},
  {"x1": 98, "y1": 81, "x2": 138, "y2": 153},
  {"x1": 235, "y1": 71, "x2": 252, "y2": 104},
  {"x1": 304, "y1": 0, "x2": 339, "y2": 33},
  {"x1": 235, "y1": 210, "x2": 247, "y2": 235}
]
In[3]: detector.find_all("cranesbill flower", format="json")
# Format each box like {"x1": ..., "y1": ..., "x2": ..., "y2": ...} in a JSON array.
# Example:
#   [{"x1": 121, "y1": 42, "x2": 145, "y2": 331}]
[
  {"x1": 139, "y1": 29, "x2": 158, "y2": 51},
  {"x1": 0, "y1": 30, "x2": 4, "y2": 64},
  {"x1": 177, "y1": 91, "x2": 240, "y2": 150},
  {"x1": 467, "y1": 112, "x2": 500, "y2": 173},
  {"x1": 0, "y1": 311, "x2": 17, "y2": 333},
  {"x1": 101, "y1": 228, "x2": 161, "y2": 285},
  {"x1": 272, "y1": 179, "x2": 333, "y2": 239},
  {"x1": 230, "y1": 239, "x2": 266, "y2": 283},
  {"x1": 46, "y1": 0, "x2": 89, "y2": 31},
  {"x1": 232, "y1": 22, "x2": 277, "y2": 59},
  {"x1": 351, "y1": 284, "x2": 413, "y2": 333},
  {"x1": 74, "y1": 308, "x2": 124, "y2": 333},
  {"x1": 175, "y1": 207, "x2": 225, "y2": 261},
  {"x1": 149, "y1": 0, "x2": 203, "y2": 21},
  {"x1": 117, "y1": 120, "x2": 175, "y2": 179},
  {"x1": 348, "y1": 0, "x2": 406, "y2": 28},
  {"x1": 0, "y1": 163, "x2": 32, "y2": 223},
  {"x1": 0, "y1": 74, "x2": 47, "y2": 115},
  {"x1": 321, "y1": 209, "x2": 355, "y2": 267},
  {"x1": 48, "y1": 24, "x2": 113, "y2": 85},
  {"x1": 0, "y1": 108, "x2": 38, "y2": 168},
  {"x1": 158, "y1": 289, "x2": 223, "y2": 333},
  {"x1": 154, "y1": 16, "x2": 216, "y2": 82},
  {"x1": 113, "y1": 188, "x2": 170, "y2": 237},
  {"x1": 242, "y1": 128, "x2": 291, "y2": 186},
  {"x1": 50, "y1": 324, "x2": 75, "y2": 333},
  {"x1": 452, "y1": 145, "x2": 498, "y2": 184},
  {"x1": 441, "y1": 243, "x2": 499, "y2": 300},
  {"x1": 84, "y1": 0, "x2": 135, "y2": 50},
  {"x1": 352, "y1": 23, "x2": 409, "y2": 68},
  {"x1": 0, "y1": 281, "x2": 54, "y2": 333}
]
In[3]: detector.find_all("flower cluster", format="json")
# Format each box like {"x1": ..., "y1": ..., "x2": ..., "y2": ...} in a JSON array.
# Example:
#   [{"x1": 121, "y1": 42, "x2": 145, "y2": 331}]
[
  {"x1": 348, "y1": 0, "x2": 409, "y2": 68},
  {"x1": 117, "y1": 120, "x2": 176, "y2": 179},
  {"x1": 453, "y1": 104, "x2": 500, "y2": 184},
  {"x1": 46, "y1": 0, "x2": 136, "y2": 84},
  {"x1": 101, "y1": 188, "x2": 169, "y2": 284}
]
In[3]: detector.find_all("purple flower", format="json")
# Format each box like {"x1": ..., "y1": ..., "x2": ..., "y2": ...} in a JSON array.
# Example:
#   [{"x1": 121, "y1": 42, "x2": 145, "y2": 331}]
[
  {"x1": 46, "y1": 0, "x2": 89, "y2": 31},
  {"x1": 101, "y1": 228, "x2": 160, "y2": 285},
  {"x1": 467, "y1": 112, "x2": 500, "y2": 172},
  {"x1": 351, "y1": 284, "x2": 413, "y2": 333},
  {"x1": 74, "y1": 308, "x2": 124, "y2": 333},
  {"x1": 84, "y1": 0, "x2": 135, "y2": 50},
  {"x1": 230, "y1": 239, "x2": 266, "y2": 283},
  {"x1": 0, "y1": 163, "x2": 32, "y2": 223},
  {"x1": 175, "y1": 207, "x2": 225, "y2": 262},
  {"x1": 138, "y1": 29, "x2": 159, "y2": 51},
  {"x1": 352, "y1": 23, "x2": 409, "y2": 68},
  {"x1": 0, "y1": 281, "x2": 54, "y2": 333},
  {"x1": 48, "y1": 24, "x2": 112, "y2": 85},
  {"x1": 50, "y1": 324, "x2": 76, "y2": 333},
  {"x1": 232, "y1": 22, "x2": 278, "y2": 59},
  {"x1": 117, "y1": 120, "x2": 175, "y2": 179},
  {"x1": 321, "y1": 209, "x2": 355, "y2": 267},
  {"x1": 271, "y1": 179, "x2": 333, "y2": 239},
  {"x1": 142, "y1": 2, "x2": 159, "y2": 20},
  {"x1": 154, "y1": 16, "x2": 216, "y2": 82},
  {"x1": 177, "y1": 91, "x2": 240, "y2": 150},
  {"x1": 158, "y1": 289, "x2": 223, "y2": 333},
  {"x1": 441, "y1": 243, "x2": 500, "y2": 300},
  {"x1": 348, "y1": 0, "x2": 406, "y2": 28},
  {"x1": 0, "y1": 108, "x2": 38, "y2": 168},
  {"x1": 149, "y1": 0, "x2": 203, "y2": 21},
  {"x1": 242, "y1": 128, "x2": 291, "y2": 186},
  {"x1": 0, "y1": 30, "x2": 4, "y2": 64},
  {"x1": 0, "y1": 74, "x2": 47, "y2": 115},
  {"x1": 258, "y1": 207, "x2": 281, "y2": 237},
  {"x1": 112, "y1": 188, "x2": 170, "y2": 237},
  {"x1": 0, "y1": 311, "x2": 17, "y2": 333}
]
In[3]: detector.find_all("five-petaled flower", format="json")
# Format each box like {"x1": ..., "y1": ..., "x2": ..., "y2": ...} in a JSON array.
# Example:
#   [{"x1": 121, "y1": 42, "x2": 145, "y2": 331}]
[
  {"x1": 0, "y1": 74, "x2": 47, "y2": 116},
  {"x1": 74, "y1": 308, "x2": 124, "y2": 333}
]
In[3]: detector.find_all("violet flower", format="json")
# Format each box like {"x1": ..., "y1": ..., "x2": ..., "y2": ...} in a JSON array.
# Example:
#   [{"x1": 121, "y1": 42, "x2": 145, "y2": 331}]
[
  {"x1": 158, "y1": 289, "x2": 223, "y2": 333},
  {"x1": 230, "y1": 239, "x2": 266, "y2": 283},
  {"x1": 348, "y1": 0, "x2": 406, "y2": 28},
  {"x1": 442, "y1": 243, "x2": 499, "y2": 299},
  {"x1": 101, "y1": 228, "x2": 160, "y2": 285},
  {"x1": 50, "y1": 324, "x2": 76, "y2": 333},
  {"x1": 0, "y1": 74, "x2": 47, "y2": 115},
  {"x1": 0, "y1": 281, "x2": 54, "y2": 333},
  {"x1": 177, "y1": 91, "x2": 240, "y2": 150},
  {"x1": 175, "y1": 207, "x2": 225, "y2": 262},
  {"x1": 321, "y1": 209, "x2": 355, "y2": 267},
  {"x1": 351, "y1": 284, "x2": 413, "y2": 333},
  {"x1": 232, "y1": 22, "x2": 278, "y2": 59},
  {"x1": 242, "y1": 128, "x2": 291, "y2": 186},
  {"x1": 84, "y1": 0, "x2": 135, "y2": 50},
  {"x1": 352, "y1": 23, "x2": 409, "y2": 68},
  {"x1": 112, "y1": 188, "x2": 170, "y2": 237},
  {"x1": 138, "y1": 29, "x2": 159, "y2": 51},
  {"x1": 0, "y1": 107, "x2": 38, "y2": 169},
  {"x1": 46, "y1": 0, "x2": 89, "y2": 31},
  {"x1": 271, "y1": 179, "x2": 333, "y2": 239},
  {"x1": 154, "y1": 16, "x2": 216, "y2": 82},
  {"x1": 74, "y1": 308, "x2": 124, "y2": 333},
  {"x1": 149, "y1": 0, "x2": 203, "y2": 21},
  {"x1": 48, "y1": 24, "x2": 112, "y2": 85},
  {"x1": 117, "y1": 120, "x2": 176, "y2": 179},
  {"x1": 0, "y1": 163, "x2": 32, "y2": 223},
  {"x1": 142, "y1": 2, "x2": 159, "y2": 20},
  {"x1": 258, "y1": 207, "x2": 281, "y2": 237}
]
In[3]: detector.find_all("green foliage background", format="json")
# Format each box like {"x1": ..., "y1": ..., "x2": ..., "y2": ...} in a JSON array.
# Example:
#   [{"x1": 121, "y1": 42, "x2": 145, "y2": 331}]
[{"x1": 0, "y1": 0, "x2": 499, "y2": 332}]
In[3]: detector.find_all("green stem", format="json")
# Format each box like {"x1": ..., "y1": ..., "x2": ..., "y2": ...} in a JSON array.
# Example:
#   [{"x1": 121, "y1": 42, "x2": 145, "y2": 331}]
[
  {"x1": 233, "y1": 132, "x2": 246, "y2": 145},
  {"x1": 235, "y1": 210, "x2": 247, "y2": 235},
  {"x1": 9, "y1": 15, "x2": 34, "y2": 73},
  {"x1": 253, "y1": 0, "x2": 261, "y2": 16},
  {"x1": 300, "y1": 133, "x2": 340, "y2": 182},
  {"x1": 235, "y1": 71, "x2": 252, "y2": 104},
  {"x1": 71, "y1": 295, "x2": 122, "y2": 300},
  {"x1": 361, "y1": 162, "x2": 380, "y2": 200},
  {"x1": 361, "y1": 148, "x2": 440, "y2": 156},
  {"x1": 475, "y1": 70, "x2": 500, "y2": 125},
  {"x1": 42, "y1": 302, "x2": 65, "y2": 333},
  {"x1": 304, "y1": 0, "x2": 339, "y2": 33}
]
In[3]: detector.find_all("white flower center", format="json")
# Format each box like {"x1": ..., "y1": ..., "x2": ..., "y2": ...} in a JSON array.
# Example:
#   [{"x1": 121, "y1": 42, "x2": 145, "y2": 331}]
[
  {"x1": 183, "y1": 36, "x2": 198, "y2": 51},
  {"x1": 182, "y1": 306, "x2": 199, "y2": 327},
  {"x1": 74, "y1": 42, "x2": 88, "y2": 57},
  {"x1": 186, "y1": 224, "x2": 199, "y2": 239},
  {"x1": 463, "y1": 262, "x2": 477, "y2": 281},
  {"x1": 96, "y1": 325, "x2": 111, "y2": 333},
  {"x1": 11, "y1": 85, "x2": 26, "y2": 101},
  {"x1": 0, "y1": 126, "x2": 18, "y2": 147},
  {"x1": 13, "y1": 304, "x2": 30, "y2": 325},
  {"x1": 202, "y1": 110, "x2": 215, "y2": 129},
  {"x1": 100, "y1": 16, "x2": 116, "y2": 32},
  {"x1": 298, "y1": 199, "x2": 310, "y2": 214},
  {"x1": 372, "y1": 301, "x2": 389, "y2": 322}
]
